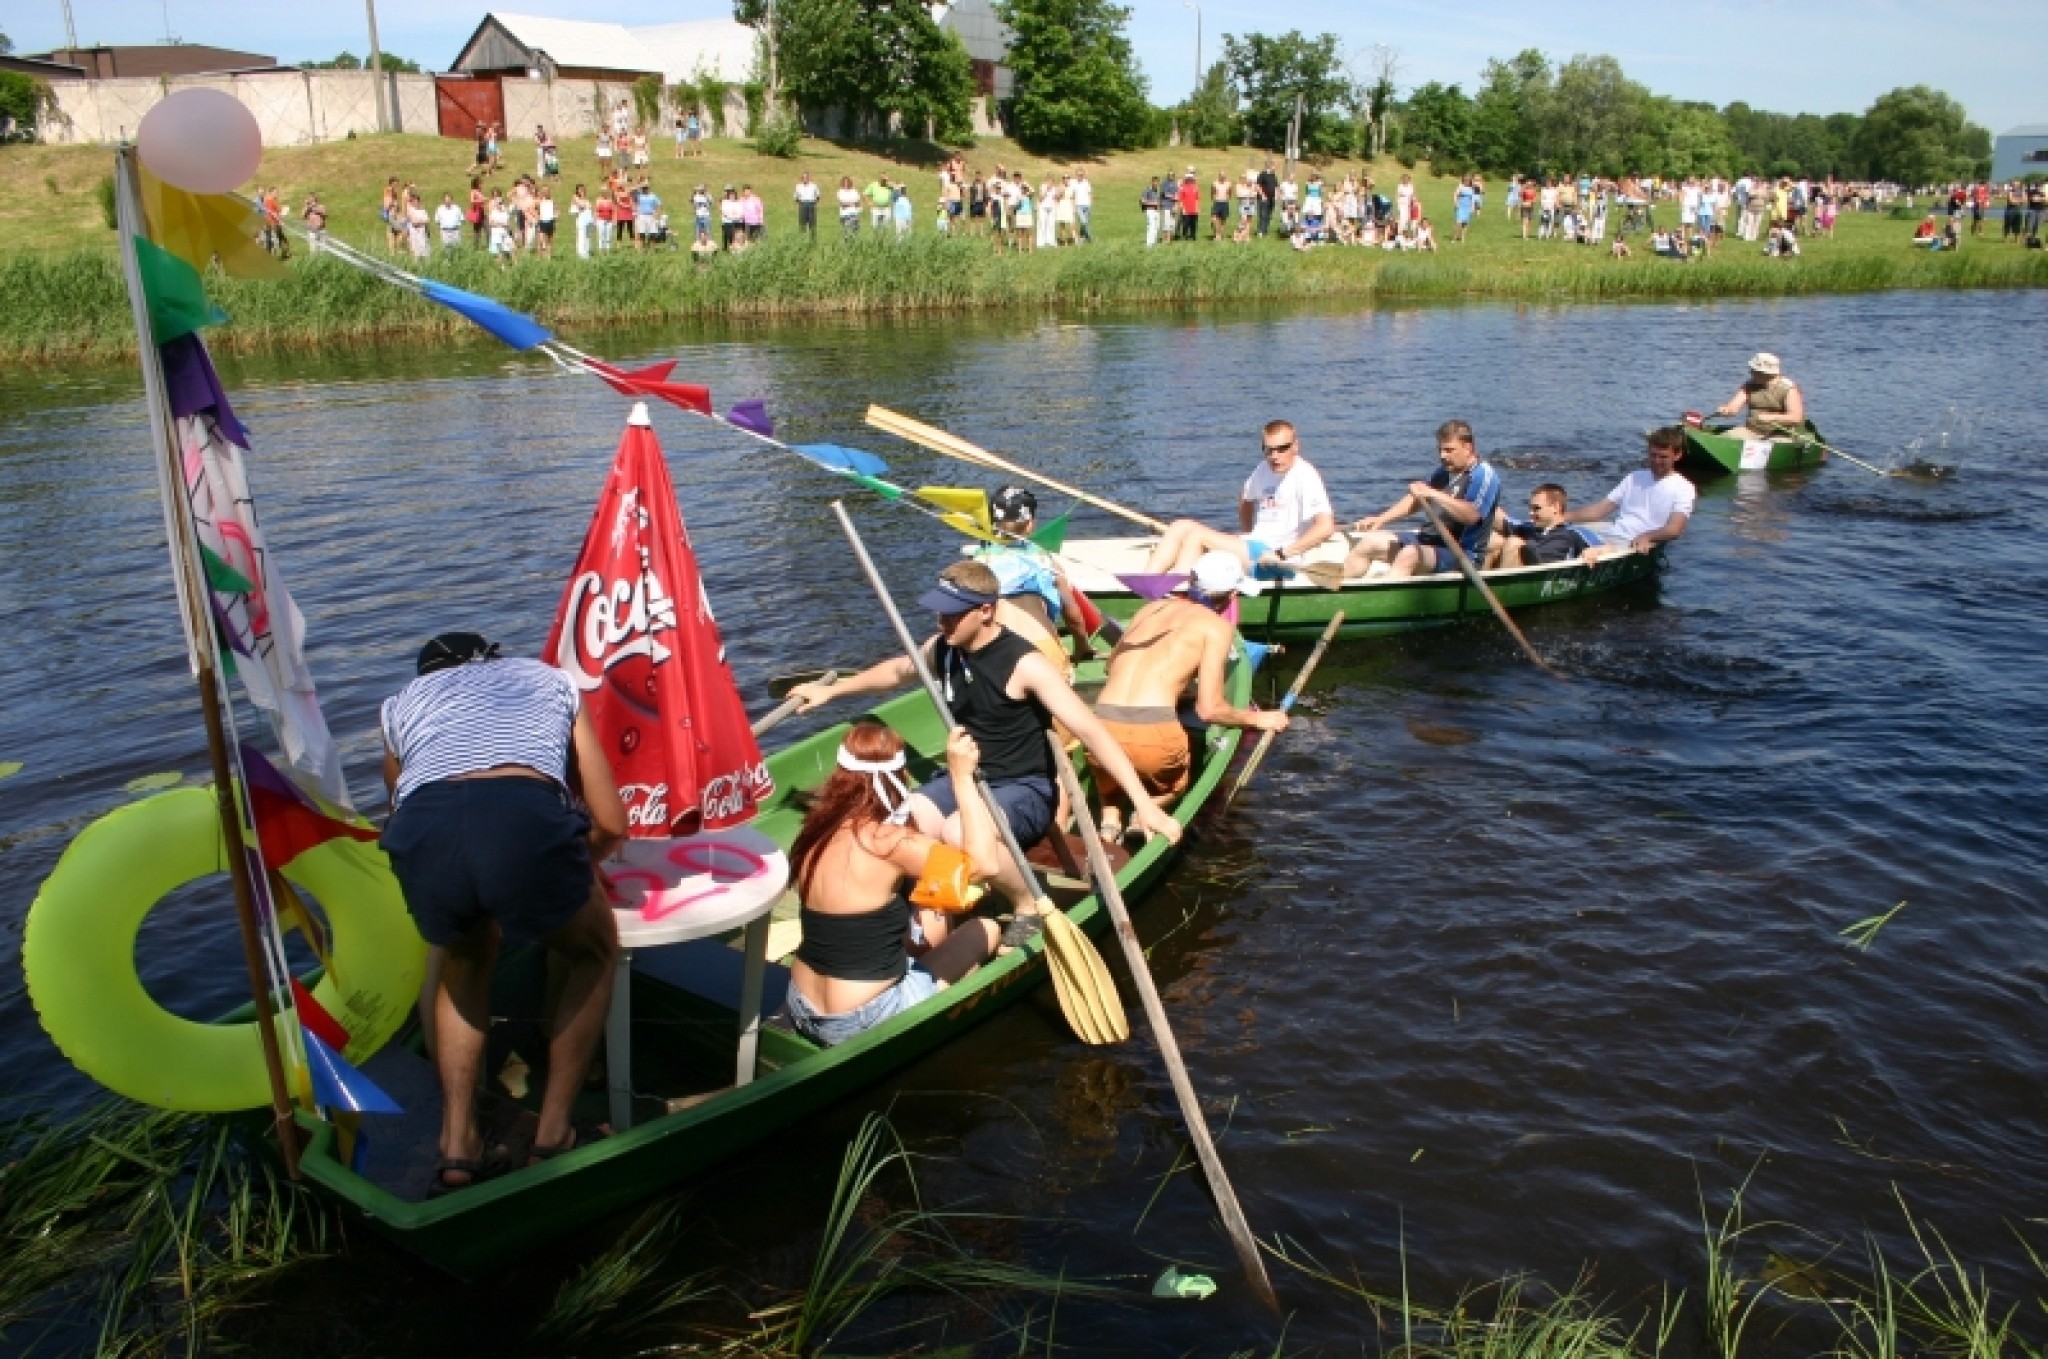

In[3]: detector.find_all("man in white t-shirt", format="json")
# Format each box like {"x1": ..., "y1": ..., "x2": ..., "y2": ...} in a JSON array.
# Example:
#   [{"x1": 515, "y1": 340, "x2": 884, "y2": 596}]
[
  {"x1": 1564, "y1": 426, "x2": 1696, "y2": 563},
  {"x1": 1143, "y1": 420, "x2": 1337, "y2": 577},
  {"x1": 434, "y1": 194, "x2": 465, "y2": 250}
]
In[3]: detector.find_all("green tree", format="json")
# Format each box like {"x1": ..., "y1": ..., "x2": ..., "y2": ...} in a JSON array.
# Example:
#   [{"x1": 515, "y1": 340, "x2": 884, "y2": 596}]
[
  {"x1": 0, "y1": 29, "x2": 14, "y2": 55},
  {"x1": 1468, "y1": 48, "x2": 1546, "y2": 173},
  {"x1": 1634, "y1": 98, "x2": 1737, "y2": 177},
  {"x1": 995, "y1": 0, "x2": 1149, "y2": 154},
  {"x1": 1853, "y1": 85, "x2": 1988, "y2": 184},
  {"x1": 1220, "y1": 30, "x2": 1350, "y2": 154},
  {"x1": 1528, "y1": 53, "x2": 1648, "y2": 176},
  {"x1": 1178, "y1": 59, "x2": 1239, "y2": 148},
  {"x1": 1400, "y1": 81, "x2": 1473, "y2": 166},
  {"x1": 300, "y1": 51, "x2": 423, "y2": 73},
  {"x1": 773, "y1": 0, "x2": 974, "y2": 141}
]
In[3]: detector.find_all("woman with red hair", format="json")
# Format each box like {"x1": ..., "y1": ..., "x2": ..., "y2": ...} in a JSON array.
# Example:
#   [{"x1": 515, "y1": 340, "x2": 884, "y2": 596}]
[{"x1": 783, "y1": 722, "x2": 1003, "y2": 1046}]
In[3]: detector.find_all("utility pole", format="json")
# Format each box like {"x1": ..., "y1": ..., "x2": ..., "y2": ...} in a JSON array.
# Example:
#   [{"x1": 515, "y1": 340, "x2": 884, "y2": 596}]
[
  {"x1": 365, "y1": 0, "x2": 387, "y2": 133},
  {"x1": 61, "y1": 0, "x2": 79, "y2": 50},
  {"x1": 1183, "y1": 0, "x2": 1201, "y2": 91}
]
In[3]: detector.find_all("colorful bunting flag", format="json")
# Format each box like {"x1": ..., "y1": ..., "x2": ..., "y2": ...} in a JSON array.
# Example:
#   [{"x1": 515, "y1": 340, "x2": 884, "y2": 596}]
[
  {"x1": 290, "y1": 977, "x2": 351, "y2": 1053},
  {"x1": 1114, "y1": 573, "x2": 1188, "y2": 601},
  {"x1": 725, "y1": 399, "x2": 773, "y2": 438},
  {"x1": 418, "y1": 280, "x2": 552, "y2": 350},
  {"x1": 792, "y1": 443, "x2": 890, "y2": 478},
  {"x1": 161, "y1": 333, "x2": 251, "y2": 446},
  {"x1": 240, "y1": 743, "x2": 376, "y2": 872},
  {"x1": 1028, "y1": 512, "x2": 1071, "y2": 553},
  {"x1": 302, "y1": 1029, "x2": 402, "y2": 1114},
  {"x1": 587, "y1": 358, "x2": 678, "y2": 396},
  {"x1": 134, "y1": 236, "x2": 228, "y2": 344},
  {"x1": 138, "y1": 168, "x2": 286, "y2": 280}
]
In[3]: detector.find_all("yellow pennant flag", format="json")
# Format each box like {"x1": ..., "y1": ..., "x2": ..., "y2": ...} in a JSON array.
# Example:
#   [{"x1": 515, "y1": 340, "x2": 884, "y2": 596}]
[
  {"x1": 140, "y1": 166, "x2": 286, "y2": 280},
  {"x1": 915, "y1": 486, "x2": 996, "y2": 542}
]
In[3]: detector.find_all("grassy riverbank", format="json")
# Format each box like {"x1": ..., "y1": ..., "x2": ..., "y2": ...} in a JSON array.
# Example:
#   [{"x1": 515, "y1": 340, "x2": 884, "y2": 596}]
[
  {"x1": 6, "y1": 1100, "x2": 2046, "y2": 1356},
  {"x1": 3, "y1": 132, "x2": 2044, "y2": 364}
]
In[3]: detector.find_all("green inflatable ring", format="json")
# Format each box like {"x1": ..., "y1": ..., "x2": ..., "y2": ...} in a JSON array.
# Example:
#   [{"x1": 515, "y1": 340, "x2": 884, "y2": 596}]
[{"x1": 24, "y1": 785, "x2": 426, "y2": 1112}]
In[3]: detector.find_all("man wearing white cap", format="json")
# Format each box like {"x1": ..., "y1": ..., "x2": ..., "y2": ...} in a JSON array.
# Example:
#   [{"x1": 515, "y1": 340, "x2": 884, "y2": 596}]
[
  {"x1": 790, "y1": 560, "x2": 1182, "y2": 948},
  {"x1": 1143, "y1": 419, "x2": 1337, "y2": 578},
  {"x1": 1713, "y1": 352, "x2": 1805, "y2": 437},
  {"x1": 1086, "y1": 551, "x2": 1288, "y2": 842}
]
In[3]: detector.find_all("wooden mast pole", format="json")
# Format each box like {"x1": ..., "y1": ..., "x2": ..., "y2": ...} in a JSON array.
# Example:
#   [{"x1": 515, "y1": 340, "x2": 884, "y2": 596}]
[{"x1": 114, "y1": 146, "x2": 303, "y2": 1175}]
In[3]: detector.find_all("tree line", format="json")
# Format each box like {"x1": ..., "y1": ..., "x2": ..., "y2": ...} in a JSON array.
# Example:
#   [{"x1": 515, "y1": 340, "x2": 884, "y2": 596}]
[{"x1": 745, "y1": 0, "x2": 1992, "y2": 186}]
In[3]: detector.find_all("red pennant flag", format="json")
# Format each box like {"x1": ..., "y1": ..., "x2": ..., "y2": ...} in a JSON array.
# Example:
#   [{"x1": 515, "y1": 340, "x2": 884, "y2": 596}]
[
  {"x1": 584, "y1": 358, "x2": 712, "y2": 415},
  {"x1": 1067, "y1": 583, "x2": 1105, "y2": 638},
  {"x1": 241, "y1": 742, "x2": 378, "y2": 872},
  {"x1": 291, "y1": 976, "x2": 353, "y2": 1052},
  {"x1": 544, "y1": 404, "x2": 773, "y2": 835}
]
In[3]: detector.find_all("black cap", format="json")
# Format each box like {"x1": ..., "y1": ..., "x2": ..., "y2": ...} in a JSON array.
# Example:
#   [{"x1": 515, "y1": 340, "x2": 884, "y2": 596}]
[
  {"x1": 416, "y1": 631, "x2": 500, "y2": 676},
  {"x1": 990, "y1": 485, "x2": 1037, "y2": 525}
]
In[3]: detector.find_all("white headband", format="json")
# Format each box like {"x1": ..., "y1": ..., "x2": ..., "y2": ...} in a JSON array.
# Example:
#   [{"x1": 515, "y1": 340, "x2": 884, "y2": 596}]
[{"x1": 837, "y1": 745, "x2": 912, "y2": 824}]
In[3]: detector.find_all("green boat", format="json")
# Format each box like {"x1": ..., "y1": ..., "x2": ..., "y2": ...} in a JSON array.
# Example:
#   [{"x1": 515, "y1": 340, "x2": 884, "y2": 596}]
[
  {"x1": 1060, "y1": 537, "x2": 1660, "y2": 643},
  {"x1": 285, "y1": 652, "x2": 1251, "y2": 1278},
  {"x1": 1678, "y1": 420, "x2": 1827, "y2": 476}
]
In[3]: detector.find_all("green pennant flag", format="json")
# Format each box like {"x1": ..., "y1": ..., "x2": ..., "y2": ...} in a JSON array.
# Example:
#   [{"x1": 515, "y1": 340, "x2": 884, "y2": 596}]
[
  {"x1": 134, "y1": 235, "x2": 228, "y2": 344},
  {"x1": 848, "y1": 472, "x2": 905, "y2": 502},
  {"x1": 199, "y1": 543, "x2": 255, "y2": 595},
  {"x1": 1029, "y1": 512, "x2": 1070, "y2": 553}
]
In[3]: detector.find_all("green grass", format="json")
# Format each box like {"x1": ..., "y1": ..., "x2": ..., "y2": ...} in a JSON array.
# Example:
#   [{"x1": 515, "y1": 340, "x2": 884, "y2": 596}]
[{"x1": 3, "y1": 131, "x2": 2044, "y2": 364}]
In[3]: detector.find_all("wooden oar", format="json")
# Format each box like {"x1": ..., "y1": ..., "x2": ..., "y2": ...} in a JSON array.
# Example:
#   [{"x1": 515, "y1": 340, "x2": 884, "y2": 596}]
[
  {"x1": 1792, "y1": 434, "x2": 1893, "y2": 478},
  {"x1": 751, "y1": 670, "x2": 838, "y2": 737},
  {"x1": 1046, "y1": 735, "x2": 1280, "y2": 1312},
  {"x1": 827, "y1": 500, "x2": 1129, "y2": 1047},
  {"x1": 1419, "y1": 500, "x2": 1566, "y2": 680},
  {"x1": 1222, "y1": 612, "x2": 1343, "y2": 810},
  {"x1": 866, "y1": 405, "x2": 1171, "y2": 534}
]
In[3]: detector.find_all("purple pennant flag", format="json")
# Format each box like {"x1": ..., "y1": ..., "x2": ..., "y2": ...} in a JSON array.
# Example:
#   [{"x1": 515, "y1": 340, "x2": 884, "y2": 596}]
[
  {"x1": 725, "y1": 399, "x2": 773, "y2": 438},
  {"x1": 160, "y1": 333, "x2": 251, "y2": 448},
  {"x1": 302, "y1": 1028, "x2": 403, "y2": 1114},
  {"x1": 1115, "y1": 573, "x2": 1187, "y2": 601}
]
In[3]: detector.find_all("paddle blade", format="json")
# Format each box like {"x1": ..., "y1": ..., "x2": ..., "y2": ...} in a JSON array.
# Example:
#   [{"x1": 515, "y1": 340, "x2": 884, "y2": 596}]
[
  {"x1": 1028, "y1": 512, "x2": 1070, "y2": 552},
  {"x1": 793, "y1": 442, "x2": 890, "y2": 478},
  {"x1": 1042, "y1": 910, "x2": 1129, "y2": 1044},
  {"x1": 1115, "y1": 573, "x2": 1186, "y2": 601},
  {"x1": 1294, "y1": 562, "x2": 1349, "y2": 591}
]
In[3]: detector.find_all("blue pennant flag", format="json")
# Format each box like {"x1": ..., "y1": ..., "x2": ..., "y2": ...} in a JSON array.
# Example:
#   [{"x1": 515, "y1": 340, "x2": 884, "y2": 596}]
[
  {"x1": 303, "y1": 1028, "x2": 403, "y2": 1114},
  {"x1": 1239, "y1": 640, "x2": 1273, "y2": 672},
  {"x1": 418, "y1": 281, "x2": 552, "y2": 351},
  {"x1": 792, "y1": 442, "x2": 890, "y2": 478}
]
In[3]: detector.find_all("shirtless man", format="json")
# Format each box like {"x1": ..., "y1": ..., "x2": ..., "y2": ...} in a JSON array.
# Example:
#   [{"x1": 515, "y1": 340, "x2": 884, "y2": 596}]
[
  {"x1": 1714, "y1": 352, "x2": 1805, "y2": 437},
  {"x1": 1143, "y1": 420, "x2": 1337, "y2": 578},
  {"x1": 1088, "y1": 552, "x2": 1287, "y2": 842},
  {"x1": 1342, "y1": 420, "x2": 1502, "y2": 579},
  {"x1": 791, "y1": 561, "x2": 1181, "y2": 948}
]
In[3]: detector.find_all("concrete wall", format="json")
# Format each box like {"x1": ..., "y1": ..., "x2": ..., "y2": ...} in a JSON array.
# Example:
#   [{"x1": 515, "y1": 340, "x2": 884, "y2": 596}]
[
  {"x1": 41, "y1": 69, "x2": 439, "y2": 146},
  {"x1": 40, "y1": 69, "x2": 752, "y2": 146}
]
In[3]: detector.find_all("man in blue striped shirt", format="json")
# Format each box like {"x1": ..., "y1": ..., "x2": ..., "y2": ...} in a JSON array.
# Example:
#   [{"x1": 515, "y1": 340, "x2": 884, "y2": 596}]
[{"x1": 1342, "y1": 420, "x2": 1503, "y2": 580}]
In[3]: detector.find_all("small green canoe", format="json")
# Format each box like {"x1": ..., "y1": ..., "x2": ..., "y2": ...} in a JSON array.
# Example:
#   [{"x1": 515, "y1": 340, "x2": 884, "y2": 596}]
[
  {"x1": 1060, "y1": 538, "x2": 1660, "y2": 643},
  {"x1": 286, "y1": 652, "x2": 1251, "y2": 1278},
  {"x1": 1678, "y1": 420, "x2": 1827, "y2": 477}
]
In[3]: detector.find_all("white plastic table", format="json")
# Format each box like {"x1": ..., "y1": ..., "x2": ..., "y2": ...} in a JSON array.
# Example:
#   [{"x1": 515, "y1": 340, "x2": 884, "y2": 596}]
[{"x1": 601, "y1": 826, "x2": 790, "y2": 1132}]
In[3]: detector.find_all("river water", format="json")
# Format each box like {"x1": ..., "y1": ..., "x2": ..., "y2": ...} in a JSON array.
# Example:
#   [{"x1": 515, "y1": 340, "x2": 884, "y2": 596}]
[{"x1": 2, "y1": 291, "x2": 2044, "y2": 1353}]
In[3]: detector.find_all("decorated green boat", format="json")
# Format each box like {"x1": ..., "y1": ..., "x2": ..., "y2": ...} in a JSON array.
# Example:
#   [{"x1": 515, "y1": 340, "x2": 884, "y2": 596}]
[
  {"x1": 287, "y1": 653, "x2": 1250, "y2": 1278},
  {"x1": 1678, "y1": 420, "x2": 1828, "y2": 476},
  {"x1": 1058, "y1": 537, "x2": 1661, "y2": 643}
]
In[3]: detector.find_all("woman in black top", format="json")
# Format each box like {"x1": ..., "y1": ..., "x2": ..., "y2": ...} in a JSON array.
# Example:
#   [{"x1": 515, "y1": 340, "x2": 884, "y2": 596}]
[{"x1": 782, "y1": 722, "x2": 1001, "y2": 1046}]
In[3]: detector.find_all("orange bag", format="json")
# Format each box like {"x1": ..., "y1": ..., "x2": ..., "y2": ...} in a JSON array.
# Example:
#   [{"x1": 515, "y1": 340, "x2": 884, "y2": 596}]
[{"x1": 909, "y1": 844, "x2": 980, "y2": 914}]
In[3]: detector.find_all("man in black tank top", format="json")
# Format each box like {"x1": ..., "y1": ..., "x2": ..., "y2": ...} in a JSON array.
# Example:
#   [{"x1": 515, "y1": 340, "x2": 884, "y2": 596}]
[{"x1": 792, "y1": 562, "x2": 1182, "y2": 937}]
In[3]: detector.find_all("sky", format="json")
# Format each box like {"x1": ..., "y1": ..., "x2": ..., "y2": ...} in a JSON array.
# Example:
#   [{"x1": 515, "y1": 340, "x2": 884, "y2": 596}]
[{"x1": 7, "y1": 0, "x2": 2044, "y2": 135}]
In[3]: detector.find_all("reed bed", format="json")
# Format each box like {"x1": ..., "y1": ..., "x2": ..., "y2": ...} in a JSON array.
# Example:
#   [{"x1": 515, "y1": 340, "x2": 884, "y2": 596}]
[
  {"x1": 7, "y1": 234, "x2": 2043, "y2": 367},
  {"x1": 5, "y1": 1097, "x2": 2048, "y2": 1357}
]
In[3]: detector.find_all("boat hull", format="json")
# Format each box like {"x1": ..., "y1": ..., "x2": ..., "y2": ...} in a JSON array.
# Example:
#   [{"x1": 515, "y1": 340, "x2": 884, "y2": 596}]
[
  {"x1": 1679, "y1": 421, "x2": 1826, "y2": 476},
  {"x1": 1057, "y1": 537, "x2": 1661, "y2": 643},
  {"x1": 292, "y1": 659, "x2": 1249, "y2": 1277}
]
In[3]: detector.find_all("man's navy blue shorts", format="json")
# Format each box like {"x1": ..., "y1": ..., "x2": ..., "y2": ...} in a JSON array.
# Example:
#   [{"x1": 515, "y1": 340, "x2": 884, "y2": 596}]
[
  {"x1": 916, "y1": 774, "x2": 1056, "y2": 851},
  {"x1": 1395, "y1": 529, "x2": 1460, "y2": 575},
  {"x1": 381, "y1": 777, "x2": 594, "y2": 947}
]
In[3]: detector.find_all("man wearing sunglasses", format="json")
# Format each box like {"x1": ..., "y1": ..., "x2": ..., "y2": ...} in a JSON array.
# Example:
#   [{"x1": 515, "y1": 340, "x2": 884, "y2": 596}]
[
  {"x1": 1490, "y1": 483, "x2": 1598, "y2": 569},
  {"x1": 1142, "y1": 420, "x2": 1337, "y2": 578},
  {"x1": 789, "y1": 561, "x2": 1182, "y2": 949}
]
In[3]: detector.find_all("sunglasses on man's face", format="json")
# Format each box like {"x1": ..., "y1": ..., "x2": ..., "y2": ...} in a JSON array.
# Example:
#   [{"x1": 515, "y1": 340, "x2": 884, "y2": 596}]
[{"x1": 1263, "y1": 440, "x2": 1295, "y2": 455}]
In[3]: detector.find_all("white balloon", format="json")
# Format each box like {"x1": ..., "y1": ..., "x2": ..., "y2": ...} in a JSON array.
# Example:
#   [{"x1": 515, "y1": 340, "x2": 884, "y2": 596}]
[{"x1": 137, "y1": 89, "x2": 263, "y2": 195}]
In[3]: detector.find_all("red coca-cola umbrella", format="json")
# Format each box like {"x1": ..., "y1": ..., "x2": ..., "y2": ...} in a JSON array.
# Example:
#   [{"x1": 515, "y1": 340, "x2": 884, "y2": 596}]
[{"x1": 544, "y1": 403, "x2": 772, "y2": 835}]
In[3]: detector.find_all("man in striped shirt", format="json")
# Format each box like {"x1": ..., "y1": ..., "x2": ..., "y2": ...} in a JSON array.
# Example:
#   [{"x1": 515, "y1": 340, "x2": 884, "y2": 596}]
[
  {"x1": 1342, "y1": 420, "x2": 1503, "y2": 580},
  {"x1": 380, "y1": 633, "x2": 627, "y2": 1191}
]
